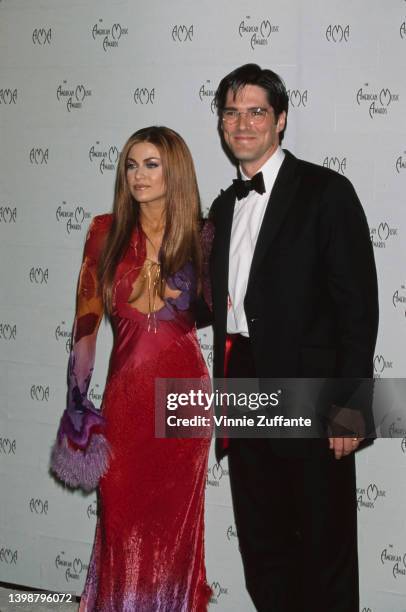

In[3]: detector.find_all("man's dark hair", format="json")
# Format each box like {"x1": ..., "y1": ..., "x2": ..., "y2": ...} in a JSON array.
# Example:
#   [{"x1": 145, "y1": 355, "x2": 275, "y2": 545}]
[{"x1": 215, "y1": 63, "x2": 289, "y2": 142}]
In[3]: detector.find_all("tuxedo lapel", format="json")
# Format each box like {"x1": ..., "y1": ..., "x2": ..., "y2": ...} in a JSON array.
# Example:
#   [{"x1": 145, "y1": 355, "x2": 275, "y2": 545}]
[{"x1": 248, "y1": 150, "x2": 300, "y2": 284}]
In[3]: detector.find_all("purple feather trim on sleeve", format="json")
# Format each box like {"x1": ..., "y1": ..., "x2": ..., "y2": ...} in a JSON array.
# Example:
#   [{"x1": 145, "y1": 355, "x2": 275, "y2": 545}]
[
  {"x1": 50, "y1": 433, "x2": 111, "y2": 492},
  {"x1": 50, "y1": 406, "x2": 111, "y2": 491},
  {"x1": 57, "y1": 405, "x2": 106, "y2": 449}
]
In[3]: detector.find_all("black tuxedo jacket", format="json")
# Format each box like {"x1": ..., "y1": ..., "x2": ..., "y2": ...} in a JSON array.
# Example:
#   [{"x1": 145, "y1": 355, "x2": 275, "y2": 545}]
[{"x1": 209, "y1": 150, "x2": 379, "y2": 458}]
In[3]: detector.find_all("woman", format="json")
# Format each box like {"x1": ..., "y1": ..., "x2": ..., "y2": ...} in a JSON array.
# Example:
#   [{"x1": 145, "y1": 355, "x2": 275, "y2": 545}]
[{"x1": 51, "y1": 127, "x2": 212, "y2": 611}]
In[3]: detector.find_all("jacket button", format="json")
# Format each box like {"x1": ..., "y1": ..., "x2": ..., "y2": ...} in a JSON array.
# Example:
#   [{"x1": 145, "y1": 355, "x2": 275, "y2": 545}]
[{"x1": 250, "y1": 317, "x2": 258, "y2": 323}]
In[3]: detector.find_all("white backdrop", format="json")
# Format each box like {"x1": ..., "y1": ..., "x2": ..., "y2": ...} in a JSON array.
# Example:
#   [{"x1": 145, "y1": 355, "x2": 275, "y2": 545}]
[{"x1": 0, "y1": 1, "x2": 406, "y2": 610}]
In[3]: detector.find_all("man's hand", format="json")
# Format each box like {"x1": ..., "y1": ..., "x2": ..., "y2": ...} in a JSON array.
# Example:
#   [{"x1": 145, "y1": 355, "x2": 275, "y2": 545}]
[{"x1": 329, "y1": 436, "x2": 363, "y2": 460}]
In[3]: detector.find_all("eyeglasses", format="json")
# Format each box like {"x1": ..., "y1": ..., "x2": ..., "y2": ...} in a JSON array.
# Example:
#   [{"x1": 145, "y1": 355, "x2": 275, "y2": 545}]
[{"x1": 221, "y1": 107, "x2": 270, "y2": 125}]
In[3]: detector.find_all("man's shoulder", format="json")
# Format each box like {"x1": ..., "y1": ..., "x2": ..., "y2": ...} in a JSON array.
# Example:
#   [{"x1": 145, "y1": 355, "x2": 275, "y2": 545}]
[{"x1": 209, "y1": 184, "x2": 235, "y2": 220}]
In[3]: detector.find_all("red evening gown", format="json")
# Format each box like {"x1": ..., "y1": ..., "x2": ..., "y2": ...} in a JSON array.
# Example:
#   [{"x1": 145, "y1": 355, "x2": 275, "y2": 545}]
[{"x1": 53, "y1": 214, "x2": 212, "y2": 611}]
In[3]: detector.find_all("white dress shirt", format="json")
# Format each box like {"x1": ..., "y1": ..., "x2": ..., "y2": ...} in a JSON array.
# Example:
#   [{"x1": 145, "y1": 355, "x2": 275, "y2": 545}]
[{"x1": 227, "y1": 147, "x2": 285, "y2": 336}]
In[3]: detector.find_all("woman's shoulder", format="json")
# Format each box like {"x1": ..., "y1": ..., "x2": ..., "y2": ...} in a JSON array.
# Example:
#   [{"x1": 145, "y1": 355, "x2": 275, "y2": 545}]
[
  {"x1": 84, "y1": 213, "x2": 113, "y2": 260},
  {"x1": 90, "y1": 213, "x2": 114, "y2": 231}
]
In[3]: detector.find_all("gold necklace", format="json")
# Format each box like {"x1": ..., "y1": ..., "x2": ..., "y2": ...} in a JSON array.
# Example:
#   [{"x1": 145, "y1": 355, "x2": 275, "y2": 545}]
[{"x1": 142, "y1": 228, "x2": 162, "y2": 333}]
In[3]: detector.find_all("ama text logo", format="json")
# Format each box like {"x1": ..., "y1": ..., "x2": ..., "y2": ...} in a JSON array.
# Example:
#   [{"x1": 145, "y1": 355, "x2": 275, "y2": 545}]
[
  {"x1": 0, "y1": 89, "x2": 17, "y2": 104},
  {"x1": 172, "y1": 25, "x2": 194, "y2": 42}
]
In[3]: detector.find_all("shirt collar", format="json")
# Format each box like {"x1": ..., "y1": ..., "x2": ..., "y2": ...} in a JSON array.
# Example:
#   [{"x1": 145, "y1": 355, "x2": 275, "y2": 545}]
[{"x1": 240, "y1": 146, "x2": 285, "y2": 193}]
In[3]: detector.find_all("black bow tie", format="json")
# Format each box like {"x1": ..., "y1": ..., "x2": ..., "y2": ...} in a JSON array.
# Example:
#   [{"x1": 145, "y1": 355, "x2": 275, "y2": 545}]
[{"x1": 233, "y1": 171, "x2": 266, "y2": 200}]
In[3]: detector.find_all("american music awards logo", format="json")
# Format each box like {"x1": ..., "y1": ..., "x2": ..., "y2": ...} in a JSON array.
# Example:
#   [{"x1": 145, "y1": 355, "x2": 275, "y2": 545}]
[
  {"x1": 373, "y1": 354, "x2": 393, "y2": 378},
  {"x1": 55, "y1": 551, "x2": 89, "y2": 583},
  {"x1": 380, "y1": 544, "x2": 406, "y2": 579},
  {"x1": 29, "y1": 267, "x2": 48, "y2": 284},
  {"x1": 396, "y1": 152, "x2": 406, "y2": 173},
  {"x1": 198, "y1": 332, "x2": 213, "y2": 368},
  {"x1": 0, "y1": 88, "x2": 17, "y2": 104},
  {"x1": 55, "y1": 201, "x2": 91, "y2": 235},
  {"x1": 209, "y1": 580, "x2": 229, "y2": 605},
  {"x1": 356, "y1": 84, "x2": 400, "y2": 119},
  {"x1": 89, "y1": 384, "x2": 103, "y2": 407},
  {"x1": 226, "y1": 524, "x2": 238, "y2": 543},
  {"x1": 387, "y1": 417, "x2": 406, "y2": 439},
  {"x1": 0, "y1": 206, "x2": 17, "y2": 223},
  {"x1": 56, "y1": 81, "x2": 92, "y2": 112},
  {"x1": 325, "y1": 24, "x2": 350, "y2": 43},
  {"x1": 199, "y1": 81, "x2": 216, "y2": 115},
  {"x1": 29, "y1": 498, "x2": 48, "y2": 515},
  {"x1": 0, "y1": 323, "x2": 17, "y2": 341},
  {"x1": 0, "y1": 437, "x2": 16, "y2": 454},
  {"x1": 393, "y1": 284, "x2": 406, "y2": 319},
  {"x1": 322, "y1": 157, "x2": 347, "y2": 175},
  {"x1": 92, "y1": 20, "x2": 128, "y2": 51},
  {"x1": 133, "y1": 88, "x2": 155, "y2": 105},
  {"x1": 206, "y1": 461, "x2": 228, "y2": 487},
  {"x1": 89, "y1": 142, "x2": 119, "y2": 175},
  {"x1": 29, "y1": 148, "x2": 49, "y2": 165},
  {"x1": 400, "y1": 18, "x2": 406, "y2": 39},
  {"x1": 369, "y1": 221, "x2": 398, "y2": 249},
  {"x1": 171, "y1": 25, "x2": 194, "y2": 42},
  {"x1": 32, "y1": 28, "x2": 52, "y2": 45},
  {"x1": 356, "y1": 483, "x2": 386, "y2": 511},
  {"x1": 30, "y1": 385, "x2": 50, "y2": 402},
  {"x1": 55, "y1": 321, "x2": 72, "y2": 354},
  {"x1": 287, "y1": 89, "x2": 308, "y2": 108},
  {"x1": 238, "y1": 16, "x2": 279, "y2": 50},
  {"x1": 87, "y1": 500, "x2": 97, "y2": 519},
  {"x1": 0, "y1": 548, "x2": 18, "y2": 565}
]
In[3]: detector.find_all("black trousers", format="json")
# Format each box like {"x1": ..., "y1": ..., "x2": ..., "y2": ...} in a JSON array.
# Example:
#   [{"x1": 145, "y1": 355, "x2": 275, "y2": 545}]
[{"x1": 226, "y1": 335, "x2": 359, "y2": 612}]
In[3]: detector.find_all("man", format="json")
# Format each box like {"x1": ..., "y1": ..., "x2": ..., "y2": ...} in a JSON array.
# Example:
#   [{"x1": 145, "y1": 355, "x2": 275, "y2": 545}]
[{"x1": 209, "y1": 64, "x2": 378, "y2": 612}]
